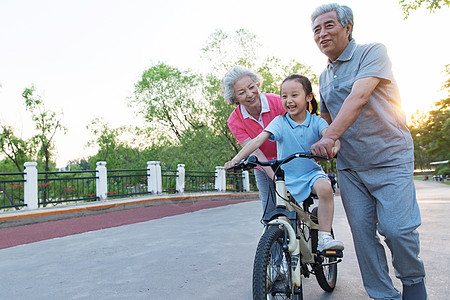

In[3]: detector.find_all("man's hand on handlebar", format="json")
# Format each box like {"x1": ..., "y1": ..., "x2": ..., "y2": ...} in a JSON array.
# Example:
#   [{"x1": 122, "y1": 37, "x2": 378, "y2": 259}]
[{"x1": 311, "y1": 137, "x2": 340, "y2": 160}]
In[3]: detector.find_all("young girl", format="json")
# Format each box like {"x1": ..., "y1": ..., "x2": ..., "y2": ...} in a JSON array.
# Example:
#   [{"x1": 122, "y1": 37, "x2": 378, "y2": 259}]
[{"x1": 225, "y1": 74, "x2": 344, "y2": 251}]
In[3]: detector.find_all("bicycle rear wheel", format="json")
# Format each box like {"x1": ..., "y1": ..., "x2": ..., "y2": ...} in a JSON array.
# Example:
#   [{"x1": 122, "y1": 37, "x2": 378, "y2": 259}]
[
  {"x1": 253, "y1": 226, "x2": 301, "y2": 300},
  {"x1": 311, "y1": 207, "x2": 338, "y2": 292}
]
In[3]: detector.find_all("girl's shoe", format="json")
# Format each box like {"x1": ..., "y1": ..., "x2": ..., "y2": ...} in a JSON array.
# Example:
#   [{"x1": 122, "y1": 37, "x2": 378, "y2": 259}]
[{"x1": 318, "y1": 235, "x2": 344, "y2": 251}]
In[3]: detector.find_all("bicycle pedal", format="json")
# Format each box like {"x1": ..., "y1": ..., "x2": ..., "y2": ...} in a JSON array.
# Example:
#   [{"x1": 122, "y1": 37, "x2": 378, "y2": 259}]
[{"x1": 318, "y1": 249, "x2": 343, "y2": 258}]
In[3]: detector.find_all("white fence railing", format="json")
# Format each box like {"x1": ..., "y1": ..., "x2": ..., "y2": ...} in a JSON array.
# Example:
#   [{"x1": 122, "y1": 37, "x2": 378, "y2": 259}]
[{"x1": 4, "y1": 161, "x2": 252, "y2": 211}]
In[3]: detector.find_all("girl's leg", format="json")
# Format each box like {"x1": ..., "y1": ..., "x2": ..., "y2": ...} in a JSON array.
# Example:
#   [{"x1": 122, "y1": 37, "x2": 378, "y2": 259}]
[
  {"x1": 313, "y1": 178, "x2": 344, "y2": 251},
  {"x1": 313, "y1": 178, "x2": 334, "y2": 232}
]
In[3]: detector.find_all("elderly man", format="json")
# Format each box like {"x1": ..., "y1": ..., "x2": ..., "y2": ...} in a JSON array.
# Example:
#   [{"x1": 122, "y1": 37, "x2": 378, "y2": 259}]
[{"x1": 310, "y1": 4, "x2": 426, "y2": 300}]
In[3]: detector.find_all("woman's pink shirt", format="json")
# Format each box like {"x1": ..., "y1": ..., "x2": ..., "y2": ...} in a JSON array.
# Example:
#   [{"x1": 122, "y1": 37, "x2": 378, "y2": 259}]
[{"x1": 227, "y1": 93, "x2": 284, "y2": 160}]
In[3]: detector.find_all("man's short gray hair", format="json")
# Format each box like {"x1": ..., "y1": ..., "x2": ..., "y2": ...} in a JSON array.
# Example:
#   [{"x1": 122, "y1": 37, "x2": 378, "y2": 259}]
[
  {"x1": 311, "y1": 3, "x2": 354, "y2": 40},
  {"x1": 221, "y1": 66, "x2": 262, "y2": 105}
]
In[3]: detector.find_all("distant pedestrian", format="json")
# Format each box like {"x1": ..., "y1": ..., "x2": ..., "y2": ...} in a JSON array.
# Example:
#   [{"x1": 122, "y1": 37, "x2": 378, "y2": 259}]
[{"x1": 327, "y1": 170, "x2": 336, "y2": 192}]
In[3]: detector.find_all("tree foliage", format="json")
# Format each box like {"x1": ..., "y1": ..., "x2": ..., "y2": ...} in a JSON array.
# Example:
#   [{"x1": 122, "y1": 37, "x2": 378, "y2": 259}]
[
  {"x1": 400, "y1": 0, "x2": 450, "y2": 18},
  {"x1": 22, "y1": 85, "x2": 66, "y2": 171},
  {"x1": 257, "y1": 57, "x2": 318, "y2": 94},
  {"x1": 409, "y1": 64, "x2": 450, "y2": 174},
  {"x1": 0, "y1": 124, "x2": 33, "y2": 173},
  {"x1": 130, "y1": 62, "x2": 205, "y2": 142}
]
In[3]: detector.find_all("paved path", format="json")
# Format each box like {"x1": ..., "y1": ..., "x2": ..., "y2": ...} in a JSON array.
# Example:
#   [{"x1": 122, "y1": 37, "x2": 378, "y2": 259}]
[
  {"x1": 0, "y1": 198, "x2": 254, "y2": 249},
  {"x1": 0, "y1": 181, "x2": 448, "y2": 299}
]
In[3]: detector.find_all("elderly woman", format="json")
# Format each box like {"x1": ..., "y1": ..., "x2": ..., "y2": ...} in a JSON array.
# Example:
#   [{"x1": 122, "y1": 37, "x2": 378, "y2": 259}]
[{"x1": 222, "y1": 65, "x2": 285, "y2": 215}]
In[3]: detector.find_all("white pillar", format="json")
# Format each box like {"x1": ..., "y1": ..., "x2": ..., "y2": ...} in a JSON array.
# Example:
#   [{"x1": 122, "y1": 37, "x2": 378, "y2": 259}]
[
  {"x1": 96, "y1": 161, "x2": 107, "y2": 201},
  {"x1": 215, "y1": 166, "x2": 226, "y2": 192},
  {"x1": 156, "y1": 162, "x2": 162, "y2": 193},
  {"x1": 24, "y1": 162, "x2": 38, "y2": 210},
  {"x1": 242, "y1": 170, "x2": 250, "y2": 192},
  {"x1": 148, "y1": 161, "x2": 162, "y2": 194},
  {"x1": 176, "y1": 164, "x2": 185, "y2": 193}
]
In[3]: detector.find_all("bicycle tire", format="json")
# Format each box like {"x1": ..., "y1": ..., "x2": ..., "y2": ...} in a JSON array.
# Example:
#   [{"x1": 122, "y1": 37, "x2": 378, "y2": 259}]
[
  {"x1": 311, "y1": 207, "x2": 338, "y2": 292},
  {"x1": 253, "y1": 226, "x2": 302, "y2": 300}
]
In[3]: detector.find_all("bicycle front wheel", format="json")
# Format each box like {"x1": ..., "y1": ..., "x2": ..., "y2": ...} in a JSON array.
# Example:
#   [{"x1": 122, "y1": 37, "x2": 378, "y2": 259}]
[
  {"x1": 314, "y1": 255, "x2": 338, "y2": 292},
  {"x1": 252, "y1": 226, "x2": 301, "y2": 300}
]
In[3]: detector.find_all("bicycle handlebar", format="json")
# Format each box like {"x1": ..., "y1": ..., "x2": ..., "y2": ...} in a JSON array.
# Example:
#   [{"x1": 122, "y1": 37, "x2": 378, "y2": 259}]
[{"x1": 227, "y1": 152, "x2": 329, "y2": 172}]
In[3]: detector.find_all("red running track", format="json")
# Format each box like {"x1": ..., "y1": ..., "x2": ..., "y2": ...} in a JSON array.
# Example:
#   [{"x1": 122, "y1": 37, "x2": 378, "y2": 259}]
[{"x1": 0, "y1": 198, "x2": 256, "y2": 250}]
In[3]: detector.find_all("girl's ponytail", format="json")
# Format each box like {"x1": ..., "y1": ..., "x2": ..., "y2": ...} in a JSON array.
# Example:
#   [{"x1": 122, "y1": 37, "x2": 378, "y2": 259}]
[{"x1": 309, "y1": 95, "x2": 318, "y2": 115}]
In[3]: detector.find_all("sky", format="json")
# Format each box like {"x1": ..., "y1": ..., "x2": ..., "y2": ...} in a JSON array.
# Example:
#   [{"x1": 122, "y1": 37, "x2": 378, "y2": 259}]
[{"x1": 1, "y1": 0, "x2": 449, "y2": 168}]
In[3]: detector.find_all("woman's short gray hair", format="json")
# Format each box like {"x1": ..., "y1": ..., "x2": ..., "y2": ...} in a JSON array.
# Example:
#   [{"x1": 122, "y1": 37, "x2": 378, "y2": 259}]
[
  {"x1": 221, "y1": 66, "x2": 262, "y2": 105},
  {"x1": 311, "y1": 3, "x2": 354, "y2": 40}
]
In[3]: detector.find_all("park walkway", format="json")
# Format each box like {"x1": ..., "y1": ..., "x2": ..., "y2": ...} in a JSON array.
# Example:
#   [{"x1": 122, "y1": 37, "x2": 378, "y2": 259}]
[{"x1": 0, "y1": 181, "x2": 448, "y2": 299}]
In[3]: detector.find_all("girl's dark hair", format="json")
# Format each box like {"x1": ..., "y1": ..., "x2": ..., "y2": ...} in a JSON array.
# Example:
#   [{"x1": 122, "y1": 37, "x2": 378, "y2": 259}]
[{"x1": 281, "y1": 74, "x2": 318, "y2": 115}]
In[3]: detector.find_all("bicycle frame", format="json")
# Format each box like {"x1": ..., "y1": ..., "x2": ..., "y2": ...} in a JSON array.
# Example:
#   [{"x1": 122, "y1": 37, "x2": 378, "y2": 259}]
[
  {"x1": 228, "y1": 152, "x2": 341, "y2": 297},
  {"x1": 264, "y1": 175, "x2": 319, "y2": 288}
]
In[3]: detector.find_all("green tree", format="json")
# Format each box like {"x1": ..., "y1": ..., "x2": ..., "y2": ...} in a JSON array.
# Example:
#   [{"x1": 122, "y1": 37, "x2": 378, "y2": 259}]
[
  {"x1": 400, "y1": 0, "x2": 450, "y2": 18},
  {"x1": 408, "y1": 110, "x2": 431, "y2": 170},
  {"x1": 22, "y1": 85, "x2": 66, "y2": 172},
  {"x1": 86, "y1": 118, "x2": 152, "y2": 170},
  {"x1": 87, "y1": 118, "x2": 125, "y2": 169},
  {"x1": 409, "y1": 65, "x2": 450, "y2": 172},
  {"x1": 0, "y1": 124, "x2": 33, "y2": 173},
  {"x1": 202, "y1": 73, "x2": 240, "y2": 153},
  {"x1": 130, "y1": 62, "x2": 205, "y2": 142},
  {"x1": 0, "y1": 126, "x2": 33, "y2": 209},
  {"x1": 257, "y1": 57, "x2": 318, "y2": 94},
  {"x1": 176, "y1": 127, "x2": 236, "y2": 170},
  {"x1": 420, "y1": 97, "x2": 450, "y2": 160},
  {"x1": 67, "y1": 158, "x2": 90, "y2": 171}
]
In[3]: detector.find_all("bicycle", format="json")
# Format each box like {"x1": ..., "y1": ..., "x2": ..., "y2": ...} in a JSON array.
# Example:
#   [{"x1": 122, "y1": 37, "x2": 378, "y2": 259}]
[{"x1": 228, "y1": 152, "x2": 343, "y2": 300}]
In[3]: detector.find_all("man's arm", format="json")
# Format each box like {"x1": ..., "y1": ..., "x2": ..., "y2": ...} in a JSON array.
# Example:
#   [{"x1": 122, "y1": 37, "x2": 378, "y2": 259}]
[
  {"x1": 320, "y1": 112, "x2": 332, "y2": 125},
  {"x1": 312, "y1": 76, "x2": 381, "y2": 158}
]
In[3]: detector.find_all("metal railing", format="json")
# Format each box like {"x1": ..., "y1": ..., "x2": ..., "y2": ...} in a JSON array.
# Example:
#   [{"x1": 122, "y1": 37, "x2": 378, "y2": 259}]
[
  {"x1": 184, "y1": 170, "x2": 216, "y2": 192},
  {"x1": 38, "y1": 170, "x2": 97, "y2": 206},
  {"x1": 107, "y1": 169, "x2": 149, "y2": 198},
  {"x1": 249, "y1": 172, "x2": 258, "y2": 191},
  {"x1": 226, "y1": 171, "x2": 244, "y2": 192},
  {"x1": 0, "y1": 172, "x2": 26, "y2": 210},
  {"x1": 161, "y1": 169, "x2": 177, "y2": 193},
  {"x1": 0, "y1": 163, "x2": 254, "y2": 211}
]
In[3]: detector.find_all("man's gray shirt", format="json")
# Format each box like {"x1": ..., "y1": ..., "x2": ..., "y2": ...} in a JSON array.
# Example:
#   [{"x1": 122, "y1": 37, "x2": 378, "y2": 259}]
[{"x1": 319, "y1": 39, "x2": 414, "y2": 170}]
